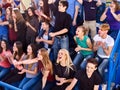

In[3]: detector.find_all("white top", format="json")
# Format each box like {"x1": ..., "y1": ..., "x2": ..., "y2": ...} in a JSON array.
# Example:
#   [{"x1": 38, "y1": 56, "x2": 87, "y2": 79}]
[{"x1": 93, "y1": 34, "x2": 114, "y2": 58}]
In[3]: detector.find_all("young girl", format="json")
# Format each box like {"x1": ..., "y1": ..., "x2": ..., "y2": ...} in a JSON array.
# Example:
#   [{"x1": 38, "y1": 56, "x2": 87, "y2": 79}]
[
  {"x1": 18, "y1": 44, "x2": 39, "y2": 90},
  {"x1": 0, "y1": 40, "x2": 12, "y2": 80},
  {"x1": 1, "y1": 41, "x2": 25, "y2": 86},
  {"x1": 73, "y1": 26, "x2": 94, "y2": 69},
  {"x1": 52, "y1": 49, "x2": 76, "y2": 90},
  {"x1": 15, "y1": 48, "x2": 54, "y2": 90}
]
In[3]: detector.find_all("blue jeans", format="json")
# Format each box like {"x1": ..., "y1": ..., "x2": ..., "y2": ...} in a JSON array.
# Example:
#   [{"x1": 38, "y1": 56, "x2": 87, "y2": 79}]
[
  {"x1": 0, "y1": 66, "x2": 10, "y2": 80},
  {"x1": 52, "y1": 35, "x2": 69, "y2": 61},
  {"x1": 73, "y1": 52, "x2": 94, "y2": 69},
  {"x1": 19, "y1": 74, "x2": 40, "y2": 90},
  {"x1": 96, "y1": 56, "x2": 109, "y2": 82}
]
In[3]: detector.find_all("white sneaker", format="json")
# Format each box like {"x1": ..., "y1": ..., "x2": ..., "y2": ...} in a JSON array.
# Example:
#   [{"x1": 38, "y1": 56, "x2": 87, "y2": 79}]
[{"x1": 102, "y1": 84, "x2": 107, "y2": 90}]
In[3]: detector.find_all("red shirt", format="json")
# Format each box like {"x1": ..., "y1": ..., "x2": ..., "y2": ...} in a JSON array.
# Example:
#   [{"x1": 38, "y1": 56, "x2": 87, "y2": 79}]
[
  {"x1": 38, "y1": 61, "x2": 54, "y2": 81},
  {"x1": 0, "y1": 50, "x2": 11, "y2": 68}
]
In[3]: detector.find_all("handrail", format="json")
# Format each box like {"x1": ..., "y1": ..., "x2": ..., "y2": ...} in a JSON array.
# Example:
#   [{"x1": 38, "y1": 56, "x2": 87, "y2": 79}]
[
  {"x1": 107, "y1": 30, "x2": 120, "y2": 90},
  {"x1": 0, "y1": 81, "x2": 21, "y2": 90}
]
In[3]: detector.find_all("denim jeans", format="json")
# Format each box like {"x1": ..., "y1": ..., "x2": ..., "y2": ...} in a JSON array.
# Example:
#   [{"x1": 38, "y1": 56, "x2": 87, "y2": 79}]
[
  {"x1": 19, "y1": 74, "x2": 40, "y2": 90},
  {"x1": 52, "y1": 35, "x2": 69, "y2": 61},
  {"x1": 73, "y1": 52, "x2": 94, "y2": 69},
  {"x1": 0, "y1": 66, "x2": 10, "y2": 80},
  {"x1": 96, "y1": 56, "x2": 109, "y2": 82}
]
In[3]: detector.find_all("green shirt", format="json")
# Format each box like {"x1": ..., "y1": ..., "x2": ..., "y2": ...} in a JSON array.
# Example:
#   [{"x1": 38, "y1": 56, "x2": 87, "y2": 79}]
[{"x1": 76, "y1": 35, "x2": 93, "y2": 56}]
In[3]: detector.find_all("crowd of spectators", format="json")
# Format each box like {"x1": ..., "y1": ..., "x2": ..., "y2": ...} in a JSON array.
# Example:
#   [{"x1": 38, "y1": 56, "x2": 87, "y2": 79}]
[{"x1": 0, "y1": 0, "x2": 120, "y2": 90}]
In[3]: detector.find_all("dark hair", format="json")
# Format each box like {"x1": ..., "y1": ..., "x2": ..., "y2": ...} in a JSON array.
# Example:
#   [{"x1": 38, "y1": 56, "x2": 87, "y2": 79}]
[
  {"x1": 59, "y1": 0, "x2": 68, "y2": 10},
  {"x1": 14, "y1": 41, "x2": 23, "y2": 59},
  {"x1": 87, "y1": 58, "x2": 98, "y2": 67},
  {"x1": 42, "y1": 20, "x2": 50, "y2": 26},
  {"x1": 0, "y1": 7, "x2": 2, "y2": 13},
  {"x1": 26, "y1": 7, "x2": 37, "y2": 21},
  {"x1": 0, "y1": 40, "x2": 9, "y2": 53}
]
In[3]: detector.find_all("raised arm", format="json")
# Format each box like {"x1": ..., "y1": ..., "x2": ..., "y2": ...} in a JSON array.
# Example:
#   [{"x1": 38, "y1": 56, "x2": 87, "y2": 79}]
[
  {"x1": 100, "y1": 7, "x2": 108, "y2": 21},
  {"x1": 96, "y1": 0, "x2": 102, "y2": 7}
]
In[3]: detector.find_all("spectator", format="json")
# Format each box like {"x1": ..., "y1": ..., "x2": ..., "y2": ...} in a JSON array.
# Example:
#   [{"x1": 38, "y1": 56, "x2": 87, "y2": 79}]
[
  {"x1": 0, "y1": 7, "x2": 8, "y2": 41},
  {"x1": 0, "y1": 40, "x2": 12, "y2": 80},
  {"x1": 78, "y1": 0, "x2": 101, "y2": 39},
  {"x1": 66, "y1": 58, "x2": 102, "y2": 90},
  {"x1": 0, "y1": 7, "x2": 17, "y2": 46},
  {"x1": 25, "y1": 7, "x2": 39, "y2": 46},
  {"x1": 18, "y1": 44, "x2": 39, "y2": 90},
  {"x1": 100, "y1": 0, "x2": 120, "y2": 40},
  {"x1": 73, "y1": 26, "x2": 94, "y2": 69},
  {"x1": 16, "y1": 48, "x2": 54, "y2": 90},
  {"x1": 12, "y1": 8, "x2": 27, "y2": 51},
  {"x1": 36, "y1": 21, "x2": 54, "y2": 62},
  {"x1": 52, "y1": 49, "x2": 76, "y2": 90},
  {"x1": 93, "y1": 23, "x2": 114, "y2": 88},
  {"x1": 1, "y1": 41, "x2": 25, "y2": 87},
  {"x1": 48, "y1": 0, "x2": 72, "y2": 61}
]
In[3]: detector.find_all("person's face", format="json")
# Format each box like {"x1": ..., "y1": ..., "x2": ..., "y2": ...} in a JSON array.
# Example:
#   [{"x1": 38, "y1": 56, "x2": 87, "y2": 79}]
[
  {"x1": 58, "y1": 2, "x2": 66, "y2": 12},
  {"x1": 86, "y1": 63, "x2": 96, "y2": 75},
  {"x1": 6, "y1": 8, "x2": 10, "y2": 15},
  {"x1": 41, "y1": 22, "x2": 48, "y2": 30},
  {"x1": 28, "y1": 8, "x2": 33, "y2": 16},
  {"x1": 13, "y1": 43, "x2": 18, "y2": 52},
  {"x1": 39, "y1": 0, "x2": 43, "y2": 7},
  {"x1": 27, "y1": 45, "x2": 33, "y2": 55},
  {"x1": 109, "y1": 1, "x2": 116, "y2": 9},
  {"x1": 37, "y1": 50, "x2": 43, "y2": 60},
  {"x1": 57, "y1": 50, "x2": 66, "y2": 61},
  {"x1": 12, "y1": 11, "x2": 16, "y2": 19},
  {"x1": 76, "y1": 28, "x2": 84, "y2": 37},
  {"x1": 98, "y1": 28, "x2": 108, "y2": 37},
  {"x1": 1, "y1": 41, "x2": 6, "y2": 49}
]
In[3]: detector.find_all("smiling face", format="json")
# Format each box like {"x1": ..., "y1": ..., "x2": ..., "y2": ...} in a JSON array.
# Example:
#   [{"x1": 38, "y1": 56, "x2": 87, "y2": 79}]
[
  {"x1": 27, "y1": 45, "x2": 33, "y2": 56},
  {"x1": 57, "y1": 50, "x2": 66, "y2": 62},
  {"x1": 13, "y1": 43, "x2": 18, "y2": 52},
  {"x1": 1, "y1": 41, "x2": 6, "y2": 49},
  {"x1": 6, "y1": 7, "x2": 11, "y2": 15},
  {"x1": 109, "y1": 1, "x2": 116, "y2": 9},
  {"x1": 86, "y1": 63, "x2": 97, "y2": 76},
  {"x1": 28, "y1": 8, "x2": 33, "y2": 16},
  {"x1": 58, "y1": 2, "x2": 66, "y2": 12},
  {"x1": 76, "y1": 27, "x2": 84, "y2": 37}
]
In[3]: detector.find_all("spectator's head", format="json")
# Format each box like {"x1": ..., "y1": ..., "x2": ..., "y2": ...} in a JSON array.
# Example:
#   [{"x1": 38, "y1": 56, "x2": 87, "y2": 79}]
[
  {"x1": 27, "y1": 7, "x2": 36, "y2": 17},
  {"x1": 86, "y1": 58, "x2": 98, "y2": 75},
  {"x1": 58, "y1": 0, "x2": 68, "y2": 12},
  {"x1": 56, "y1": 49, "x2": 74, "y2": 74},
  {"x1": 12, "y1": 8, "x2": 24, "y2": 21},
  {"x1": 76, "y1": 26, "x2": 87, "y2": 37},
  {"x1": 37, "y1": 48, "x2": 53, "y2": 74},
  {"x1": 27, "y1": 44, "x2": 37, "y2": 58},
  {"x1": 98, "y1": 23, "x2": 110, "y2": 38},
  {"x1": 110, "y1": 0, "x2": 120, "y2": 11},
  {"x1": 6, "y1": 7, "x2": 12, "y2": 16},
  {"x1": 13, "y1": 41, "x2": 23, "y2": 59},
  {"x1": 0, "y1": 40, "x2": 9, "y2": 53},
  {"x1": 41, "y1": 20, "x2": 50, "y2": 30}
]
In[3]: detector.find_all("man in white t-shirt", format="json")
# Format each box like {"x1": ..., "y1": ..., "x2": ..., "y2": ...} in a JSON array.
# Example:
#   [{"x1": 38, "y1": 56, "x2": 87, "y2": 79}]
[{"x1": 93, "y1": 23, "x2": 114, "y2": 83}]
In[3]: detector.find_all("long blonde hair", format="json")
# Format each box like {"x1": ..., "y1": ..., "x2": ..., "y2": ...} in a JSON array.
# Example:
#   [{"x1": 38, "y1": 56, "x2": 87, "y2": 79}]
[
  {"x1": 39, "y1": 48, "x2": 53, "y2": 74},
  {"x1": 57, "y1": 49, "x2": 74, "y2": 74}
]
